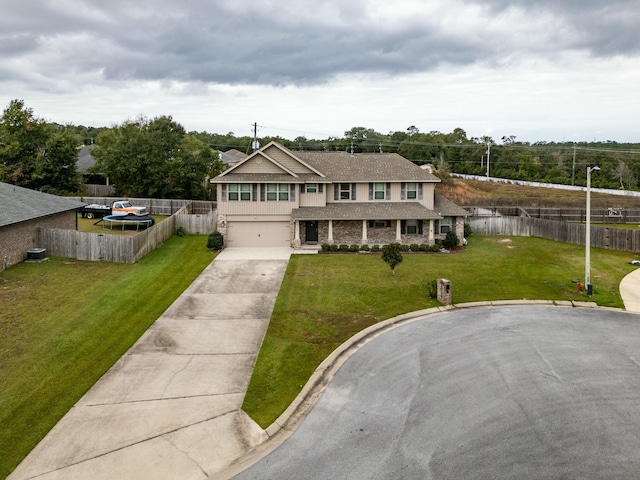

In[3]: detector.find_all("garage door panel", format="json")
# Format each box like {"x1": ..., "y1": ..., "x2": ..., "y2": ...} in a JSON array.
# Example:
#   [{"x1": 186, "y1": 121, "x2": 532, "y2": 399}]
[{"x1": 227, "y1": 221, "x2": 290, "y2": 247}]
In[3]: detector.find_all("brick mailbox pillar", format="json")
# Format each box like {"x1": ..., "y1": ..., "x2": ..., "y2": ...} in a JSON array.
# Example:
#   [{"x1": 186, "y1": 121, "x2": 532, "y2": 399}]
[{"x1": 437, "y1": 278, "x2": 452, "y2": 305}]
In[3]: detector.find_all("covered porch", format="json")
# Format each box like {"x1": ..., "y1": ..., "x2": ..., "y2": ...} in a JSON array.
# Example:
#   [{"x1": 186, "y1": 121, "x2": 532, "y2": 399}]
[{"x1": 291, "y1": 202, "x2": 442, "y2": 247}]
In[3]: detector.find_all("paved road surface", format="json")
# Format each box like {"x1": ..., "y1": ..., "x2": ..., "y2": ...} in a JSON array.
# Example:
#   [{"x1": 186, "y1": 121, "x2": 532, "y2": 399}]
[{"x1": 234, "y1": 305, "x2": 640, "y2": 480}]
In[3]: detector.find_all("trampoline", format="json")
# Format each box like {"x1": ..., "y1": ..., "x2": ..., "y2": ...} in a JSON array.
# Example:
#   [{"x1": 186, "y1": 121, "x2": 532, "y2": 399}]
[{"x1": 102, "y1": 213, "x2": 156, "y2": 231}]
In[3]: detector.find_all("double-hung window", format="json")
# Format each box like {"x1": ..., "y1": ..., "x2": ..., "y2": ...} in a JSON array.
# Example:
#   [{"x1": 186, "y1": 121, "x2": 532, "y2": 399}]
[
  {"x1": 440, "y1": 217, "x2": 452, "y2": 234},
  {"x1": 228, "y1": 184, "x2": 251, "y2": 201},
  {"x1": 406, "y1": 219, "x2": 418, "y2": 234},
  {"x1": 267, "y1": 183, "x2": 289, "y2": 201},
  {"x1": 306, "y1": 183, "x2": 317, "y2": 193},
  {"x1": 406, "y1": 182, "x2": 417, "y2": 199},
  {"x1": 374, "y1": 183, "x2": 385, "y2": 200},
  {"x1": 340, "y1": 183, "x2": 351, "y2": 200}
]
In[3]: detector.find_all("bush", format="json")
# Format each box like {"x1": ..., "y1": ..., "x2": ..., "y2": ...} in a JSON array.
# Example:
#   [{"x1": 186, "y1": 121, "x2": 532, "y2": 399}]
[
  {"x1": 409, "y1": 244, "x2": 420, "y2": 252},
  {"x1": 321, "y1": 243, "x2": 330, "y2": 252},
  {"x1": 464, "y1": 223, "x2": 473, "y2": 238},
  {"x1": 430, "y1": 244, "x2": 441, "y2": 252},
  {"x1": 330, "y1": 244, "x2": 339, "y2": 252},
  {"x1": 399, "y1": 244, "x2": 410, "y2": 252},
  {"x1": 419, "y1": 243, "x2": 429, "y2": 251},
  {"x1": 207, "y1": 231, "x2": 224, "y2": 250},
  {"x1": 176, "y1": 226, "x2": 185, "y2": 237},
  {"x1": 339, "y1": 244, "x2": 349, "y2": 252},
  {"x1": 360, "y1": 244, "x2": 370, "y2": 251},
  {"x1": 443, "y1": 230, "x2": 459, "y2": 249},
  {"x1": 371, "y1": 245, "x2": 380, "y2": 252},
  {"x1": 424, "y1": 279, "x2": 438, "y2": 299},
  {"x1": 350, "y1": 244, "x2": 360, "y2": 252}
]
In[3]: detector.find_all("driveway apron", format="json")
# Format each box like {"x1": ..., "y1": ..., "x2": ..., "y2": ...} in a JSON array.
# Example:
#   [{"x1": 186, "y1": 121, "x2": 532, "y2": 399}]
[{"x1": 8, "y1": 247, "x2": 292, "y2": 480}]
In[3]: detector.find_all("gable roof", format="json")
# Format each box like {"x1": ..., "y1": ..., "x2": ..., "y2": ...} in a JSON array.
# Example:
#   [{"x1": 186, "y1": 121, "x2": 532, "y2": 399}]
[
  {"x1": 0, "y1": 182, "x2": 86, "y2": 227},
  {"x1": 215, "y1": 142, "x2": 324, "y2": 181}
]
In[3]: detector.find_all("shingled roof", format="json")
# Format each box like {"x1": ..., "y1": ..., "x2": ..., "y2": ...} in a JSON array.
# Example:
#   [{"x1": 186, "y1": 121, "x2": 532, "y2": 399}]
[
  {"x1": 295, "y1": 150, "x2": 441, "y2": 182},
  {"x1": 292, "y1": 202, "x2": 442, "y2": 221},
  {"x1": 0, "y1": 182, "x2": 86, "y2": 227}
]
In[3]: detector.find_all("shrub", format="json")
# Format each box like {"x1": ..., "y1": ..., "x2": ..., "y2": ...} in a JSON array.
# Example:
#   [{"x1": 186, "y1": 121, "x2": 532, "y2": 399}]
[
  {"x1": 424, "y1": 279, "x2": 438, "y2": 299},
  {"x1": 330, "y1": 244, "x2": 338, "y2": 252},
  {"x1": 360, "y1": 244, "x2": 370, "y2": 251},
  {"x1": 430, "y1": 244, "x2": 441, "y2": 252},
  {"x1": 339, "y1": 244, "x2": 349, "y2": 252},
  {"x1": 419, "y1": 244, "x2": 429, "y2": 251},
  {"x1": 443, "y1": 231, "x2": 459, "y2": 249},
  {"x1": 399, "y1": 244, "x2": 410, "y2": 252},
  {"x1": 207, "y1": 231, "x2": 224, "y2": 250},
  {"x1": 321, "y1": 243, "x2": 330, "y2": 252},
  {"x1": 176, "y1": 226, "x2": 185, "y2": 237},
  {"x1": 464, "y1": 223, "x2": 473, "y2": 238},
  {"x1": 409, "y1": 244, "x2": 420, "y2": 252},
  {"x1": 371, "y1": 245, "x2": 380, "y2": 252},
  {"x1": 350, "y1": 244, "x2": 360, "y2": 252}
]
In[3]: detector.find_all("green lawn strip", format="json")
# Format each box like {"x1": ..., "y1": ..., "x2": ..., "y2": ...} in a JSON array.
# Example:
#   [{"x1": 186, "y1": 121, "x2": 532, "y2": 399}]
[
  {"x1": 243, "y1": 235, "x2": 636, "y2": 428},
  {"x1": 0, "y1": 235, "x2": 213, "y2": 478}
]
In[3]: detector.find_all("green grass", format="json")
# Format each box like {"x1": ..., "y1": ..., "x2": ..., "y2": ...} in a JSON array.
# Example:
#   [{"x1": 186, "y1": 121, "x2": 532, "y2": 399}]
[
  {"x1": 242, "y1": 235, "x2": 638, "y2": 427},
  {"x1": 0, "y1": 235, "x2": 214, "y2": 478}
]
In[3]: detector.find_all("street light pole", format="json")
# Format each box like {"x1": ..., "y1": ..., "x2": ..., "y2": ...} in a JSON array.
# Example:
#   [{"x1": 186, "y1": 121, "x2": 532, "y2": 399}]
[{"x1": 585, "y1": 165, "x2": 600, "y2": 296}]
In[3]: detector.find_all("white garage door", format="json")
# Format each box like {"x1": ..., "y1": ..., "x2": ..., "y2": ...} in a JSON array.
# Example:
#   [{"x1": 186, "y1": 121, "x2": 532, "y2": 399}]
[{"x1": 227, "y1": 221, "x2": 291, "y2": 247}]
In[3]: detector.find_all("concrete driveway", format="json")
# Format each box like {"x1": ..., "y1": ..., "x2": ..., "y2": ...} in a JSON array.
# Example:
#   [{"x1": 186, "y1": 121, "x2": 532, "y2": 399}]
[
  {"x1": 232, "y1": 305, "x2": 640, "y2": 480},
  {"x1": 9, "y1": 247, "x2": 292, "y2": 480}
]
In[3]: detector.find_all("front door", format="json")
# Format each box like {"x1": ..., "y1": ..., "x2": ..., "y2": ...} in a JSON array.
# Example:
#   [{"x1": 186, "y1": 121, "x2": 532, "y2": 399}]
[{"x1": 305, "y1": 221, "x2": 318, "y2": 243}]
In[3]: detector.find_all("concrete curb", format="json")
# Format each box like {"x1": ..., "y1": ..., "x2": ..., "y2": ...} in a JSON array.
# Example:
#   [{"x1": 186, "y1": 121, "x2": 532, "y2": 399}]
[{"x1": 215, "y1": 300, "x2": 634, "y2": 479}]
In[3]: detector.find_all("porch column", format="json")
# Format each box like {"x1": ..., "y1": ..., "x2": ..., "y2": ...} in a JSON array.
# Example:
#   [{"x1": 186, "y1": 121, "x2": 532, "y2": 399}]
[
  {"x1": 396, "y1": 219, "x2": 402, "y2": 241},
  {"x1": 362, "y1": 220, "x2": 368, "y2": 243},
  {"x1": 429, "y1": 219, "x2": 435, "y2": 243},
  {"x1": 328, "y1": 219, "x2": 334, "y2": 244},
  {"x1": 294, "y1": 220, "x2": 300, "y2": 242}
]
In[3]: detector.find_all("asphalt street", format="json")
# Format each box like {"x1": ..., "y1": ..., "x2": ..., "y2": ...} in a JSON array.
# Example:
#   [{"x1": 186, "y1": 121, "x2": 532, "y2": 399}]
[{"x1": 233, "y1": 305, "x2": 640, "y2": 480}]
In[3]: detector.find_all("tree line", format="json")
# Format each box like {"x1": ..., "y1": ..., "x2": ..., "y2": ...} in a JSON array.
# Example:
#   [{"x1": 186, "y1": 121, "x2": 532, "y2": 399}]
[{"x1": 2, "y1": 99, "x2": 639, "y2": 198}]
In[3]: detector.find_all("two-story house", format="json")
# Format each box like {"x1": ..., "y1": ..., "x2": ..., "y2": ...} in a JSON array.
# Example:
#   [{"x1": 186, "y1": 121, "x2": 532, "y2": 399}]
[{"x1": 211, "y1": 142, "x2": 469, "y2": 248}]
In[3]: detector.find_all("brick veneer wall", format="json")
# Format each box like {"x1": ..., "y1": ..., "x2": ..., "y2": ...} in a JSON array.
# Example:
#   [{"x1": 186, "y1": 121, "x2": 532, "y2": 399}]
[
  {"x1": 0, "y1": 212, "x2": 77, "y2": 269},
  {"x1": 316, "y1": 220, "x2": 432, "y2": 246}
]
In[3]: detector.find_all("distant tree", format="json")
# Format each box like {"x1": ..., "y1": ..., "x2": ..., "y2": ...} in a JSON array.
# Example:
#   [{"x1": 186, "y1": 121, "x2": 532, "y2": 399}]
[
  {"x1": 93, "y1": 115, "x2": 214, "y2": 199},
  {"x1": 0, "y1": 99, "x2": 80, "y2": 194},
  {"x1": 381, "y1": 243, "x2": 403, "y2": 276}
]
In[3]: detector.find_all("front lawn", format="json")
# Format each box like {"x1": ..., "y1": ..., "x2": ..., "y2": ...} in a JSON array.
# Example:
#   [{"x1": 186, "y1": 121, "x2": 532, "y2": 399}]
[
  {"x1": 0, "y1": 235, "x2": 214, "y2": 478},
  {"x1": 243, "y1": 235, "x2": 637, "y2": 427}
]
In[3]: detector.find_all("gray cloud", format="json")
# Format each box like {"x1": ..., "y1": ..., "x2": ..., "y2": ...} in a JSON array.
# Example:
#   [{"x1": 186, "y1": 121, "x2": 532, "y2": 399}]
[{"x1": 0, "y1": 0, "x2": 638, "y2": 89}]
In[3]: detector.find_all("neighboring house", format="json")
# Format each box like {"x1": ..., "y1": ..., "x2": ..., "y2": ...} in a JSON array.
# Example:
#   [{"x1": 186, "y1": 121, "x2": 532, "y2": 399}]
[
  {"x1": 76, "y1": 144, "x2": 114, "y2": 196},
  {"x1": 220, "y1": 149, "x2": 249, "y2": 169},
  {"x1": 0, "y1": 182, "x2": 85, "y2": 268},
  {"x1": 211, "y1": 142, "x2": 469, "y2": 248}
]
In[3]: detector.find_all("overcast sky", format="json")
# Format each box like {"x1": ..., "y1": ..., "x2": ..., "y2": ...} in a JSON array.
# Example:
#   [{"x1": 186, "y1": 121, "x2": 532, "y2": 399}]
[{"x1": 1, "y1": 0, "x2": 638, "y2": 143}]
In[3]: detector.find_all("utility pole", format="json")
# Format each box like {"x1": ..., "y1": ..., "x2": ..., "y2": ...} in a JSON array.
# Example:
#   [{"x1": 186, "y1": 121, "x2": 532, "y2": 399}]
[
  {"x1": 571, "y1": 143, "x2": 576, "y2": 186},
  {"x1": 251, "y1": 122, "x2": 260, "y2": 151},
  {"x1": 485, "y1": 142, "x2": 491, "y2": 177}
]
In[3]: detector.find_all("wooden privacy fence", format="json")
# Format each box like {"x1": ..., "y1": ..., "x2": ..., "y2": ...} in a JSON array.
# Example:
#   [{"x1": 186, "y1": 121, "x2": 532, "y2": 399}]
[
  {"x1": 70, "y1": 197, "x2": 216, "y2": 215},
  {"x1": 468, "y1": 207, "x2": 640, "y2": 224},
  {"x1": 469, "y1": 217, "x2": 640, "y2": 253},
  {"x1": 38, "y1": 202, "x2": 217, "y2": 263}
]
